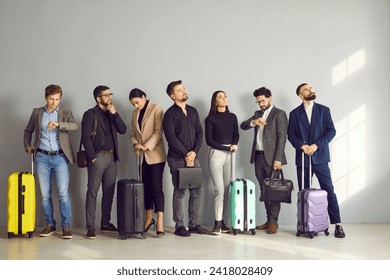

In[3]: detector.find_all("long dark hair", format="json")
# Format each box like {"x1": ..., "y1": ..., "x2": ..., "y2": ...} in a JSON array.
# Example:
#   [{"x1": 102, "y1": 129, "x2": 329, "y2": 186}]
[{"x1": 208, "y1": 90, "x2": 229, "y2": 117}]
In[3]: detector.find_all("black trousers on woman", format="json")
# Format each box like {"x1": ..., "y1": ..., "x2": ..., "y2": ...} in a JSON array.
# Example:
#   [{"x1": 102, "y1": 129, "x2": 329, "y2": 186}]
[{"x1": 142, "y1": 160, "x2": 165, "y2": 212}]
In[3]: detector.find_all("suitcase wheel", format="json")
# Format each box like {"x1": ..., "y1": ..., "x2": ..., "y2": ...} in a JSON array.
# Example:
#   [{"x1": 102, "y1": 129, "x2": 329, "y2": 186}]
[
  {"x1": 8, "y1": 233, "x2": 14, "y2": 239},
  {"x1": 250, "y1": 229, "x2": 256, "y2": 235},
  {"x1": 309, "y1": 233, "x2": 314, "y2": 239},
  {"x1": 296, "y1": 230, "x2": 301, "y2": 237},
  {"x1": 325, "y1": 229, "x2": 329, "y2": 236},
  {"x1": 233, "y1": 229, "x2": 238, "y2": 235},
  {"x1": 28, "y1": 233, "x2": 33, "y2": 238},
  {"x1": 119, "y1": 232, "x2": 128, "y2": 240}
]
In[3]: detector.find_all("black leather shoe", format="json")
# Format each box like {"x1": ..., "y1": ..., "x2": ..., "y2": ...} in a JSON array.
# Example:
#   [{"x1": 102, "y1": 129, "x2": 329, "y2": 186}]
[
  {"x1": 174, "y1": 226, "x2": 191, "y2": 237},
  {"x1": 334, "y1": 225, "x2": 345, "y2": 238},
  {"x1": 189, "y1": 225, "x2": 210, "y2": 234},
  {"x1": 221, "y1": 220, "x2": 231, "y2": 233},
  {"x1": 100, "y1": 223, "x2": 118, "y2": 233}
]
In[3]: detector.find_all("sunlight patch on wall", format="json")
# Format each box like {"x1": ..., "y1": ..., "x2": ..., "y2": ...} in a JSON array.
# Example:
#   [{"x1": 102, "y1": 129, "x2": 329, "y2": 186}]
[
  {"x1": 331, "y1": 105, "x2": 366, "y2": 203},
  {"x1": 332, "y1": 48, "x2": 365, "y2": 86}
]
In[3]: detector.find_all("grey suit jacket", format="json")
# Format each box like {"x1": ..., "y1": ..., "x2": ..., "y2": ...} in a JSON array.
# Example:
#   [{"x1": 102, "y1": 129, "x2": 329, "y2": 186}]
[
  {"x1": 23, "y1": 107, "x2": 78, "y2": 164},
  {"x1": 240, "y1": 106, "x2": 288, "y2": 166}
]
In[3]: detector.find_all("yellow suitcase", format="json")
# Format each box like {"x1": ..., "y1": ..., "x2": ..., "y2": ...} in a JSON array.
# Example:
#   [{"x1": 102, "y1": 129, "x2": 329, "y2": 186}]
[{"x1": 7, "y1": 171, "x2": 36, "y2": 238}]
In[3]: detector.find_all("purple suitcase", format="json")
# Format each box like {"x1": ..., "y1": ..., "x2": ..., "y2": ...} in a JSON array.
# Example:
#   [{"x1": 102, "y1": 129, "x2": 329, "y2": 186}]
[{"x1": 296, "y1": 153, "x2": 329, "y2": 238}]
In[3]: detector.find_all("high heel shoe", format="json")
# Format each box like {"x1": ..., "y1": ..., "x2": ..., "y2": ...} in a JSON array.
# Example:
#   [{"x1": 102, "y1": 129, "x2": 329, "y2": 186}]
[
  {"x1": 156, "y1": 223, "x2": 165, "y2": 236},
  {"x1": 144, "y1": 218, "x2": 155, "y2": 232}
]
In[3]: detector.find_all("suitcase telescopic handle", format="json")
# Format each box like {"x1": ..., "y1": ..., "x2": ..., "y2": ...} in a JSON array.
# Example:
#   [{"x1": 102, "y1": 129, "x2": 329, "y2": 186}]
[
  {"x1": 31, "y1": 153, "x2": 34, "y2": 175},
  {"x1": 136, "y1": 152, "x2": 143, "y2": 182},
  {"x1": 231, "y1": 150, "x2": 236, "y2": 182},
  {"x1": 301, "y1": 151, "x2": 312, "y2": 189}
]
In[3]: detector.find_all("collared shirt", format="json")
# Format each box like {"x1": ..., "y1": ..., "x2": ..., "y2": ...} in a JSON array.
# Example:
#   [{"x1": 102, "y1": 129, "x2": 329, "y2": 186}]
[
  {"x1": 256, "y1": 105, "x2": 274, "y2": 151},
  {"x1": 163, "y1": 103, "x2": 203, "y2": 159},
  {"x1": 39, "y1": 106, "x2": 60, "y2": 151},
  {"x1": 304, "y1": 102, "x2": 314, "y2": 124}
]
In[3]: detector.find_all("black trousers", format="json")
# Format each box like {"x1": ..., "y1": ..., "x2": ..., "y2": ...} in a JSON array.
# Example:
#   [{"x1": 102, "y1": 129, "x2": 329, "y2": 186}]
[{"x1": 142, "y1": 160, "x2": 165, "y2": 213}]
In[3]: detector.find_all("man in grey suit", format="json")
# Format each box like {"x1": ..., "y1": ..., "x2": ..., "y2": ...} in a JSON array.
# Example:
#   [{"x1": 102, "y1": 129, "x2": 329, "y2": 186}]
[
  {"x1": 24, "y1": 84, "x2": 78, "y2": 239},
  {"x1": 241, "y1": 87, "x2": 288, "y2": 234}
]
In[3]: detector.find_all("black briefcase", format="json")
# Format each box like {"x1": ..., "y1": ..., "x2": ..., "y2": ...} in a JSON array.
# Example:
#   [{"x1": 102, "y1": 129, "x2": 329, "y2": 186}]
[
  {"x1": 177, "y1": 167, "x2": 202, "y2": 189},
  {"x1": 261, "y1": 169, "x2": 293, "y2": 203}
]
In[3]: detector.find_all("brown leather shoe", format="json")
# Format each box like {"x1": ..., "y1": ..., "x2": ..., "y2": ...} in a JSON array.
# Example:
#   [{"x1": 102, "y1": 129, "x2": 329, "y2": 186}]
[
  {"x1": 256, "y1": 221, "x2": 269, "y2": 230},
  {"x1": 266, "y1": 224, "x2": 278, "y2": 234}
]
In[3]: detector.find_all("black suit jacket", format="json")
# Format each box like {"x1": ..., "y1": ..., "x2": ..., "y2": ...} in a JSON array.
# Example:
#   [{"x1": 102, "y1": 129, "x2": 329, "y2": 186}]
[{"x1": 81, "y1": 105, "x2": 127, "y2": 164}]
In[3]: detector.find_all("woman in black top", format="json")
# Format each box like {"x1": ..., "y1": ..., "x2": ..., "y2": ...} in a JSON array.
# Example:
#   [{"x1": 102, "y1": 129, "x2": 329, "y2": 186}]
[{"x1": 205, "y1": 90, "x2": 239, "y2": 235}]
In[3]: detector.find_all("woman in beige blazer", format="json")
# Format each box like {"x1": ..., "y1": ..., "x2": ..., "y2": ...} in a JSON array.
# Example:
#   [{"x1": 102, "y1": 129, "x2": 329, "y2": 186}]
[{"x1": 129, "y1": 88, "x2": 166, "y2": 236}]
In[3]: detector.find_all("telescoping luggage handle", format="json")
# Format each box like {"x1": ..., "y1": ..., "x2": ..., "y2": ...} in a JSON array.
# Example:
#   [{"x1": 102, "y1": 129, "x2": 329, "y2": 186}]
[
  {"x1": 136, "y1": 151, "x2": 143, "y2": 182},
  {"x1": 301, "y1": 151, "x2": 312, "y2": 189},
  {"x1": 231, "y1": 150, "x2": 236, "y2": 182},
  {"x1": 30, "y1": 153, "x2": 34, "y2": 176}
]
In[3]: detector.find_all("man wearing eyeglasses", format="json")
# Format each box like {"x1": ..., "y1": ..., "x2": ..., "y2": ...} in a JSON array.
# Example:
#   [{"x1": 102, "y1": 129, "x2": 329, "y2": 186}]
[
  {"x1": 240, "y1": 87, "x2": 288, "y2": 234},
  {"x1": 81, "y1": 85, "x2": 127, "y2": 239}
]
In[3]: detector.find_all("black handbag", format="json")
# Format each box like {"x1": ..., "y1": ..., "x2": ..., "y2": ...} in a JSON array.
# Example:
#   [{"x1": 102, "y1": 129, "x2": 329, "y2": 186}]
[
  {"x1": 260, "y1": 169, "x2": 294, "y2": 203},
  {"x1": 177, "y1": 167, "x2": 202, "y2": 189},
  {"x1": 77, "y1": 112, "x2": 97, "y2": 168}
]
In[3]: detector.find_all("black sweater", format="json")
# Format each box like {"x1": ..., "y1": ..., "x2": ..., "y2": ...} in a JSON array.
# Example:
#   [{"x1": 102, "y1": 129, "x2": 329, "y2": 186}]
[{"x1": 205, "y1": 111, "x2": 239, "y2": 151}]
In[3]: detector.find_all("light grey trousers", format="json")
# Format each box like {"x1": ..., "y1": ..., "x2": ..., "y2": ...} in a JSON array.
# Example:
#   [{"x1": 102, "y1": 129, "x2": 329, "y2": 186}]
[{"x1": 208, "y1": 148, "x2": 232, "y2": 222}]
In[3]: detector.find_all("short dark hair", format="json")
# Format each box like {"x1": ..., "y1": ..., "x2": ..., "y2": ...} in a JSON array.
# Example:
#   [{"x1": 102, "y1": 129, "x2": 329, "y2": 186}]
[
  {"x1": 166, "y1": 80, "x2": 182, "y2": 96},
  {"x1": 296, "y1": 83, "x2": 308, "y2": 96},
  {"x1": 253, "y1": 87, "x2": 272, "y2": 98},
  {"x1": 93, "y1": 85, "x2": 110, "y2": 101},
  {"x1": 129, "y1": 88, "x2": 146, "y2": 100},
  {"x1": 45, "y1": 84, "x2": 62, "y2": 98}
]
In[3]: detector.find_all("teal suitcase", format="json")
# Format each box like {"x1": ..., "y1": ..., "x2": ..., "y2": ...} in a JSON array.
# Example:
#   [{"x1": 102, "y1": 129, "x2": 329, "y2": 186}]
[{"x1": 230, "y1": 178, "x2": 256, "y2": 235}]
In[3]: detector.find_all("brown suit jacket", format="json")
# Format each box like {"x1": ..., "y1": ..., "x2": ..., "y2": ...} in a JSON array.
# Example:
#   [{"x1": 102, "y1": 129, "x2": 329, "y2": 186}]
[
  {"x1": 23, "y1": 107, "x2": 78, "y2": 164},
  {"x1": 130, "y1": 100, "x2": 166, "y2": 164}
]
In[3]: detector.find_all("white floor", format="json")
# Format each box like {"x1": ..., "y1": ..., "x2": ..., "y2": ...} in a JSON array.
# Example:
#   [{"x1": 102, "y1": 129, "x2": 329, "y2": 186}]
[{"x1": 1, "y1": 224, "x2": 390, "y2": 260}]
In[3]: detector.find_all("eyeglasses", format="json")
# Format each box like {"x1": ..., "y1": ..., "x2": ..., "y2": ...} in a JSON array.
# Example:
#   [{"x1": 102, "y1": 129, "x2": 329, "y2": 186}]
[{"x1": 100, "y1": 93, "x2": 113, "y2": 98}]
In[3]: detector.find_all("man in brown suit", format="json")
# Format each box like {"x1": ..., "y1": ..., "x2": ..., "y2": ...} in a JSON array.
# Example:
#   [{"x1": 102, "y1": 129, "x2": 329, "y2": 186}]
[{"x1": 24, "y1": 84, "x2": 78, "y2": 239}]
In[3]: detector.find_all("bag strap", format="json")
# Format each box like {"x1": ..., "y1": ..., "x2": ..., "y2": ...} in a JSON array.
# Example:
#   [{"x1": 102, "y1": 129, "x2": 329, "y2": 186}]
[{"x1": 78, "y1": 111, "x2": 98, "y2": 151}]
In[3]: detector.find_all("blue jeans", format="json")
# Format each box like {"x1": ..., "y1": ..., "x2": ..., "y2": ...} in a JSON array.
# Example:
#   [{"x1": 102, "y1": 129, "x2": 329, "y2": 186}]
[{"x1": 35, "y1": 152, "x2": 71, "y2": 228}]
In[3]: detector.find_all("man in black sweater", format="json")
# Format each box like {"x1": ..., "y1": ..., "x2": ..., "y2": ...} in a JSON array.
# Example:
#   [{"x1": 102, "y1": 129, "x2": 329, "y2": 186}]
[{"x1": 163, "y1": 80, "x2": 210, "y2": 237}]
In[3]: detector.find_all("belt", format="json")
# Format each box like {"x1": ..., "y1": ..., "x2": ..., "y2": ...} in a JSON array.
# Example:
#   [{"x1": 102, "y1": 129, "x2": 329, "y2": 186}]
[
  {"x1": 99, "y1": 149, "x2": 114, "y2": 154},
  {"x1": 256, "y1": 150, "x2": 264, "y2": 155},
  {"x1": 37, "y1": 148, "x2": 63, "y2": 156}
]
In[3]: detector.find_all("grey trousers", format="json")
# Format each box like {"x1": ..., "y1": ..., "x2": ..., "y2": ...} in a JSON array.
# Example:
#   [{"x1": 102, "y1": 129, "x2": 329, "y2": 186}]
[
  {"x1": 86, "y1": 153, "x2": 117, "y2": 228},
  {"x1": 167, "y1": 157, "x2": 201, "y2": 229},
  {"x1": 208, "y1": 148, "x2": 231, "y2": 222},
  {"x1": 254, "y1": 151, "x2": 281, "y2": 225}
]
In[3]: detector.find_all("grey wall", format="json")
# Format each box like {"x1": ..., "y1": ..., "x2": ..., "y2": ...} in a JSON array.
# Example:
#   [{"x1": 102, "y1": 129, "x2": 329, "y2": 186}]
[{"x1": 1, "y1": 0, "x2": 389, "y2": 227}]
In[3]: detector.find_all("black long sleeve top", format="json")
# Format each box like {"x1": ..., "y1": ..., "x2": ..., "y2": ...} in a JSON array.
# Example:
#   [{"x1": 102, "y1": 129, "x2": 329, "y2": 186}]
[{"x1": 205, "y1": 110, "x2": 239, "y2": 151}]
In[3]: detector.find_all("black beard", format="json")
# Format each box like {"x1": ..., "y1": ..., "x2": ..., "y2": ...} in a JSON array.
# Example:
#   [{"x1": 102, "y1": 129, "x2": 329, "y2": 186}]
[
  {"x1": 304, "y1": 93, "x2": 317, "y2": 101},
  {"x1": 100, "y1": 100, "x2": 110, "y2": 107},
  {"x1": 260, "y1": 103, "x2": 271, "y2": 111}
]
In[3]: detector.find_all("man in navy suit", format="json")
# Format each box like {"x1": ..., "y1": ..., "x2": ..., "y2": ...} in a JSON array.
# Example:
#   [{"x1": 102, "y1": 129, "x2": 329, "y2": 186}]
[
  {"x1": 287, "y1": 83, "x2": 345, "y2": 238},
  {"x1": 241, "y1": 87, "x2": 288, "y2": 234}
]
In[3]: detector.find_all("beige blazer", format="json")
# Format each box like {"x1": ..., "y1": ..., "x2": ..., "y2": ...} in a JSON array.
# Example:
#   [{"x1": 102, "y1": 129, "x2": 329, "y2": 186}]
[{"x1": 130, "y1": 100, "x2": 166, "y2": 164}]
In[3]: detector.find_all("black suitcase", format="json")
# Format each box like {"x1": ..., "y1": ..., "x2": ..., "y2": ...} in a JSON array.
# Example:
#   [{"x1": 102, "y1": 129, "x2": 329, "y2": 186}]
[{"x1": 117, "y1": 154, "x2": 146, "y2": 239}]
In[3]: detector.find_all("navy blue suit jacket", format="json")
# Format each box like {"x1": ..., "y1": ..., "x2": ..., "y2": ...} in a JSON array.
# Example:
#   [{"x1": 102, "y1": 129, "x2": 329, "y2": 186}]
[{"x1": 287, "y1": 102, "x2": 336, "y2": 167}]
